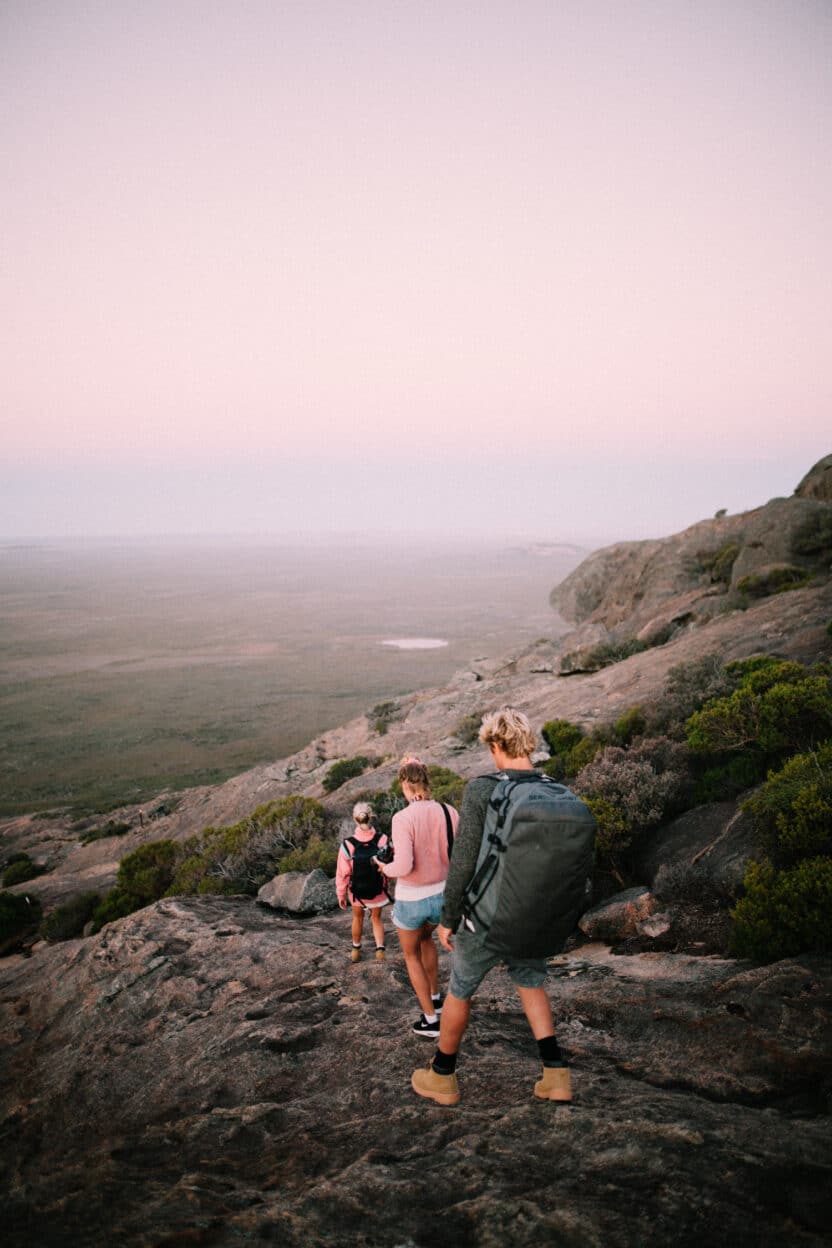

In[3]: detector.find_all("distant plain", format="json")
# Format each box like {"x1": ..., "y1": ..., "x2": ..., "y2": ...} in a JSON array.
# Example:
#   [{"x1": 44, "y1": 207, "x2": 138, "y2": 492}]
[{"x1": 0, "y1": 537, "x2": 585, "y2": 816}]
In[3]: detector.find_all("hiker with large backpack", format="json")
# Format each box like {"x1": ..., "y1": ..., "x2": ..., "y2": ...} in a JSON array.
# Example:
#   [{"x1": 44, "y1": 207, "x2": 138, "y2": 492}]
[
  {"x1": 411, "y1": 707, "x2": 596, "y2": 1108},
  {"x1": 374, "y1": 757, "x2": 459, "y2": 1038},
  {"x1": 336, "y1": 802, "x2": 391, "y2": 963}
]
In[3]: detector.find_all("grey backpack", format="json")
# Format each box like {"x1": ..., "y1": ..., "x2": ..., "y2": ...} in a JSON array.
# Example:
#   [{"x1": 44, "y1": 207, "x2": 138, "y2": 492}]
[{"x1": 461, "y1": 772, "x2": 596, "y2": 958}]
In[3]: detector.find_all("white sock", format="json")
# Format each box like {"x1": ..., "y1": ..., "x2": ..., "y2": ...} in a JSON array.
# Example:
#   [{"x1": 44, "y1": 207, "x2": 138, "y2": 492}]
[{"x1": 424, "y1": 1012, "x2": 438, "y2": 1024}]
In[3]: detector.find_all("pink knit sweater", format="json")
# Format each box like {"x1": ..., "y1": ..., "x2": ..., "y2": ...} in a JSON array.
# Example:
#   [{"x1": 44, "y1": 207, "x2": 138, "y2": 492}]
[{"x1": 382, "y1": 799, "x2": 459, "y2": 900}]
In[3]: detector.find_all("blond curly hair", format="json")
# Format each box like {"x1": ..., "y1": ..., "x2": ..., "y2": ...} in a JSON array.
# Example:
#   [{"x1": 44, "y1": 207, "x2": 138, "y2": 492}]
[{"x1": 478, "y1": 706, "x2": 537, "y2": 759}]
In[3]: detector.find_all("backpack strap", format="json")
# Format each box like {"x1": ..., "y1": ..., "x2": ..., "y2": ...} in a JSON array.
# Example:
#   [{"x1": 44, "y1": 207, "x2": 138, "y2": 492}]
[{"x1": 438, "y1": 802, "x2": 454, "y2": 857}]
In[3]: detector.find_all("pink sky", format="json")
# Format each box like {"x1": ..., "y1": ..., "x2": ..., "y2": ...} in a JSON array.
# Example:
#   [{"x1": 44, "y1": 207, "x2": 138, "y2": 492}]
[{"x1": 2, "y1": 1, "x2": 830, "y2": 540}]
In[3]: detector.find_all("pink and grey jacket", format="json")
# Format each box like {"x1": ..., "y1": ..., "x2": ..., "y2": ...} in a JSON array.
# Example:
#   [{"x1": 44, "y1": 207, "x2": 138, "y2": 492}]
[{"x1": 382, "y1": 799, "x2": 459, "y2": 901}]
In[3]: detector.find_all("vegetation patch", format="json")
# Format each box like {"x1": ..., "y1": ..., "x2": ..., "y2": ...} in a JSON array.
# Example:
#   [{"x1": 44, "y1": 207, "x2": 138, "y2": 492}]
[
  {"x1": 560, "y1": 638, "x2": 649, "y2": 675},
  {"x1": 323, "y1": 756, "x2": 375, "y2": 793},
  {"x1": 730, "y1": 857, "x2": 832, "y2": 961},
  {"x1": 0, "y1": 891, "x2": 42, "y2": 954},
  {"x1": 736, "y1": 565, "x2": 812, "y2": 599},
  {"x1": 2, "y1": 855, "x2": 46, "y2": 888},
  {"x1": 80, "y1": 820, "x2": 131, "y2": 845},
  {"x1": 41, "y1": 892, "x2": 101, "y2": 942}
]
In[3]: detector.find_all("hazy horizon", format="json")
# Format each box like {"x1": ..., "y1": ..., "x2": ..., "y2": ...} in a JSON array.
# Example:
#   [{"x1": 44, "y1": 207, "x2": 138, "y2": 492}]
[{"x1": 3, "y1": 2, "x2": 830, "y2": 542}]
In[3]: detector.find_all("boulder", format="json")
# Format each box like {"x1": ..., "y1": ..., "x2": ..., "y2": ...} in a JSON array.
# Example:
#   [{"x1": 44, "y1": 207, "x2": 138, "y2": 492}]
[
  {"x1": 634, "y1": 800, "x2": 764, "y2": 898},
  {"x1": 577, "y1": 886, "x2": 661, "y2": 941},
  {"x1": 257, "y1": 869, "x2": 337, "y2": 914},
  {"x1": 795, "y1": 453, "x2": 832, "y2": 503}
]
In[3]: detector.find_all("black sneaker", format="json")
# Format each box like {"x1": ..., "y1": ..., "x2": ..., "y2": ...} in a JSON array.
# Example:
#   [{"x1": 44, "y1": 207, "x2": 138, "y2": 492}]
[
  {"x1": 432, "y1": 994, "x2": 445, "y2": 1014},
  {"x1": 412, "y1": 1014, "x2": 440, "y2": 1038}
]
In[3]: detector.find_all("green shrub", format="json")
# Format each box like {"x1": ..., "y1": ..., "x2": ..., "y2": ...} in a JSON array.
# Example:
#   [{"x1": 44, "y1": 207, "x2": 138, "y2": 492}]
[
  {"x1": 454, "y1": 713, "x2": 483, "y2": 746},
  {"x1": 91, "y1": 839, "x2": 178, "y2": 932},
  {"x1": 613, "y1": 705, "x2": 646, "y2": 746},
  {"x1": 323, "y1": 756, "x2": 375, "y2": 792},
  {"x1": 687, "y1": 662, "x2": 832, "y2": 758},
  {"x1": 583, "y1": 797, "x2": 630, "y2": 886},
  {"x1": 0, "y1": 891, "x2": 42, "y2": 953},
  {"x1": 168, "y1": 796, "x2": 329, "y2": 895},
  {"x1": 698, "y1": 542, "x2": 740, "y2": 585},
  {"x1": 541, "y1": 719, "x2": 584, "y2": 756},
  {"x1": 651, "y1": 654, "x2": 733, "y2": 738},
  {"x1": 80, "y1": 820, "x2": 131, "y2": 845},
  {"x1": 730, "y1": 857, "x2": 832, "y2": 961},
  {"x1": 560, "y1": 638, "x2": 648, "y2": 674},
  {"x1": 791, "y1": 511, "x2": 832, "y2": 560},
  {"x1": 41, "y1": 892, "x2": 101, "y2": 942},
  {"x1": 370, "y1": 701, "x2": 401, "y2": 735},
  {"x1": 742, "y1": 742, "x2": 832, "y2": 867},
  {"x1": 2, "y1": 856, "x2": 45, "y2": 887},
  {"x1": 278, "y1": 835, "x2": 339, "y2": 876},
  {"x1": 692, "y1": 752, "x2": 767, "y2": 804},
  {"x1": 736, "y1": 566, "x2": 811, "y2": 598},
  {"x1": 566, "y1": 735, "x2": 602, "y2": 775}
]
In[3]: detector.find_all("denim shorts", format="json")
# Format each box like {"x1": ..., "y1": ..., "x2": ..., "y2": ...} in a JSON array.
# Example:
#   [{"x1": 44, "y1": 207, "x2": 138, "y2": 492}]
[
  {"x1": 392, "y1": 890, "x2": 445, "y2": 931},
  {"x1": 449, "y1": 926, "x2": 548, "y2": 1000}
]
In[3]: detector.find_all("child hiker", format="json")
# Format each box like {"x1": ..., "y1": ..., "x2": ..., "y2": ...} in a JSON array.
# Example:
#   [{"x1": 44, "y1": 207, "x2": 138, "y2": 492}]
[{"x1": 336, "y1": 801, "x2": 390, "y2": 962}]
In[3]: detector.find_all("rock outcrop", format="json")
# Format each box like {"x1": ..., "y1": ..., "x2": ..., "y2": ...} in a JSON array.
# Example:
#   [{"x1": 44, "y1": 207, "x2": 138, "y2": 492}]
[{"x1": 1, "y1": 897, "x2": 830, "y2": 1247}]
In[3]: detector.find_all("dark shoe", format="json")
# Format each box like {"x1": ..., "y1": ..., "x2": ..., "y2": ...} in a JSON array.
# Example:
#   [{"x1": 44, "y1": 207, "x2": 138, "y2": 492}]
[
  {"x1": 412, "y1": 1014, "x2": 440, "y2": 1038},
  {"x1": 412, "y1": 1065, "x2": 460, "y2": 1106}
]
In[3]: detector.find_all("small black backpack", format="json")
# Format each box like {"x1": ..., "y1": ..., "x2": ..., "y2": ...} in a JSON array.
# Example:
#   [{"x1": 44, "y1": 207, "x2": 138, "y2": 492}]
[{"x1": 345, "y1": 832, "x2": 389, "y2": 904}]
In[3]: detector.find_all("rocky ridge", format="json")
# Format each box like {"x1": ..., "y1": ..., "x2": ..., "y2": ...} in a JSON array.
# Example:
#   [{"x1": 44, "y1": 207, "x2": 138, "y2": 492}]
[{"x1": 2, "y1": 458, "x2": 832, "y2": 1246}]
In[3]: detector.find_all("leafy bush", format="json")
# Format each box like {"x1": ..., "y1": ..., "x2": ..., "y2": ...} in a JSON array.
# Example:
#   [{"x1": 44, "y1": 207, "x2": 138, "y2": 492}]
[
  {"x1": 0, "y1": 891, "x2": 42, "y2": 952},
  {"x1": 736, "y1": 566, "x2": 811, "y2": 598},
  {"x1": 323, "y1": 756, "x2": 375, "y2": 792},
  {"x1": 560, "y1": 638, "x2": 648, "y2": 674},
  {"x1": 613, "y1": 705, "x2": 646, "y2": 746},
  {"x1": 687, "y1": 662, "x2": 832, "y2": 758},
  {"x1": 742, "y1": 742, "x2": 832, "y2": 867},
  {"x1": 91, "y1": 840, "x2": 178, "y2": 931},
  {"x1": 650, "y1": 654, "x2": 731, "y2": 735},
  {"x1": 698, "y1": 542, "x2": 740, "y2": 586},
  {"x1": 541, "y1": 719, "x2": 584, "y2": 756},
  {"x1": 692, "y1": 752, "x2": 767, "y2": 804},
  {"x1": 653, "y1": 859, "x2": 732, "y2": 907},
  {"x1": 730, "y1": 857, "x2": 832, "y2": 961},
  {"x1": 80, "y1": 820, "x2": 131, "y2": 845},
  {"x1": 583, "y1": 796, "x2": 631, "y2": 885},
  {"x1": 2, "y1": 856, "x2": 45, "y2": 887},
  {"x1": 278, "y1": 835, "x2": 339, "y2": 876},
  {"x1": 791, "y1": 510, "x2": 832, "y2": 560},
  {"x1": 573, "y1": 737, "x2": 691, "y2": 832},
  {"x1": 41, "y1": 891, "x2": 101, "y2": 942},
  {"x1": 454, "y1": 713, "x2": 483, "y2": 746},
  {"x1": 370, "y1": 701, "x2": 401, "y2": 735},
  {"x1": 169, "y1": 796, "x2": 330, "y2": 895}
]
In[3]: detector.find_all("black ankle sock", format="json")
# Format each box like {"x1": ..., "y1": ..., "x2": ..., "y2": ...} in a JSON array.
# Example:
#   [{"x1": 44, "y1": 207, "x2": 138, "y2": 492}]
[
  {"x1": 432, "y1": 1048, "x2": 457, "y2": 1075},
  {"x1": 538, "y1": 1035, "x2": 566, "y2": 1067}
]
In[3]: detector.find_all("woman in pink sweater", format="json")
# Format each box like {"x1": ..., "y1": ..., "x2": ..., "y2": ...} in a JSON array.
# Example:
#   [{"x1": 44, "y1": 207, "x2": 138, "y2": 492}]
[
  {"x1": 376, "y1": 757, "x2": 459, "y2": 1038},
  {"x1": 336, "y1": 802, "x2": 390, "y2": 963}
]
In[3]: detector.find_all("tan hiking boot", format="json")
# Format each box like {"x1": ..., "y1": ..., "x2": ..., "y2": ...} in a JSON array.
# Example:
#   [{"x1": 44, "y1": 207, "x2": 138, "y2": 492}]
[
  {"x1": 534, "y1": 1065, "x2": 572, "y2": 1102},
  {"x1": 350, "y1": 946, "x2": 361, "y2": 963},
  {"x1": 411, "y1": 1065, "x2": 460, "y2": 1106},
  {"x1": 375, "y1": 947, "x2": 385, "y2": 962}
]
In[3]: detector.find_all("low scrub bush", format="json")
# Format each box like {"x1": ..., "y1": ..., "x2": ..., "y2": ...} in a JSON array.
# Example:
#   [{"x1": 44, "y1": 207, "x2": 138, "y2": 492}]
[
  {"x1": 574, "y1": 737, "x2": 691, "y2": 831},
  {"x1": 92, "y1": 840, "x2": 178, "y2": 931},
  {"x1": 169, "y1": 796, "x2": 330, "y2": 895},
  {"x1": 613, "y1": 705, "x2": 646, "y2": 746},
  {"x1": 560, "y1": 638, "x2": 648, "y2": 675},
  {"x1": 80, "y1": 820, "x2": 131, "y2": 845},
  {"x1": 687, "y1": 661, "x2": 832, "y2": 758},
  {"x1": 736, "y1": 566, "x2": 811, "y2": 598},
  {"x1": 730, "y1": 857, "x2": 832, "y2": 961},
  {"x1": 541, "y1": 719, "x2": 584, "y2": 756},
  {"x1": 278, "y1": 835, "x2": 339, "y2": 876},
  {"x1": 582, "y1": 796, "x2": 631, "y2": 886},
  {"x1": 653, "y1": 860, "x2": 731, "y2": 907},
  {"x1": 454, "y1": 712, "x2": 483, "y2": 746},
  {"x1": 323, "y1": 756, "x2": 375, "y2": 792},
  {"x1": 791, "y1": 510, "x2": 832, "y2": 560},
  {"x1": 742, "y1": 742, "x2": 832, "y2": 867},
  {"x1": 650, "y1": 654, "x2": 731, "y2": 736},
  {"x1": 41, "y1": 891, "x2": 101, "y2": 942},
  {"x1": 370, "y1": 701, "x2": 401, "y2": 735},
  {"x1": 0, "y1": 891, "x2": 42, "y2": 953},
  {"x1": 2, "y1": 856, "x2": 45, "y2": 888}
]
